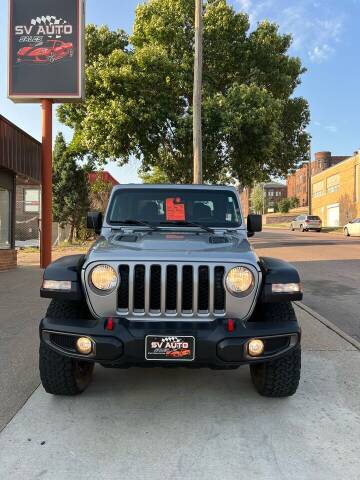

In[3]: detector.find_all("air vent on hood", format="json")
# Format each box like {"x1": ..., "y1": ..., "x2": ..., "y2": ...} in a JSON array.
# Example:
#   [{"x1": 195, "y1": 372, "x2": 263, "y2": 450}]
[
  {"x1": 209, "y1": 236, "x2": 229, "y2": 244},
  {"x1": 115, "y1": 235, "x2": 138, "y2": 243}
]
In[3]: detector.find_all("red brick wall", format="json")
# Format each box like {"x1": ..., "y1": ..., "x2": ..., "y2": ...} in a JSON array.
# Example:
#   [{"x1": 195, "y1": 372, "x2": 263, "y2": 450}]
[
  {"x1": 287, "y1": 164, "x2": 309, "y2": 207},
  {"x1": 0, "y1": 249, "x2": 17, "y2": 271}
]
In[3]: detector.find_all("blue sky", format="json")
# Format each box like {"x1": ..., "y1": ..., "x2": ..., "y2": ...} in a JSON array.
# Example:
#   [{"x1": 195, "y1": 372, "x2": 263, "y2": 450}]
[{"x1": 1, "y1": 0, "x2": 359, "y2": 183}]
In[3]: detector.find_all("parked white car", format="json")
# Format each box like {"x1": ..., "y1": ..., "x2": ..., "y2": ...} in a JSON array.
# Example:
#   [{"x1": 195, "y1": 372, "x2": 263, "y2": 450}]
[{"x1": 343, "y1": 218, "x2": 360, "y2": 237}]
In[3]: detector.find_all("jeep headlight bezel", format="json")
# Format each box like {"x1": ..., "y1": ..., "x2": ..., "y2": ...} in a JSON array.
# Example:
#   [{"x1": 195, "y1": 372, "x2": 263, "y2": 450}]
[
  {"x1": 90, "y1": 264, "x2": 118, "y2": 293},
  {"x1": 225, "y1": 266, "x2": 255, "y2": 297}
]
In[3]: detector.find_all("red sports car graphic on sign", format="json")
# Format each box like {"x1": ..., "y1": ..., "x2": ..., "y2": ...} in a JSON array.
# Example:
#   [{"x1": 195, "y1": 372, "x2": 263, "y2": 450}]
[
  {"x1": 166, "y1": 349, "x2": 191, "y2": 358},
  {"x1": 17, "y1": 40, "x2": 74, "y2": 64}
]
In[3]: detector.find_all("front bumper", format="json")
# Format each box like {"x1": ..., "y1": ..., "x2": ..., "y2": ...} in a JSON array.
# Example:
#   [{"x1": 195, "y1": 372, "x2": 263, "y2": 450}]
[{"x1": 40, "y1": 316, "x2": 300, "y2": 368}]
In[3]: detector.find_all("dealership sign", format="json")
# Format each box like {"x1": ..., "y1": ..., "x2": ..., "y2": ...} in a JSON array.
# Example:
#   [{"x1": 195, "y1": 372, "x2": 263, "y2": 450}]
[{"x1": 8, "y1": 0, "x2": 85, "y2": 102}]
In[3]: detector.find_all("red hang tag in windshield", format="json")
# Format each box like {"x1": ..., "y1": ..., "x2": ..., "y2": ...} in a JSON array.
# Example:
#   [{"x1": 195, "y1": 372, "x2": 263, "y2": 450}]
[{"x1": 166, "y1": 197, "x2": 185, "y2": 221}]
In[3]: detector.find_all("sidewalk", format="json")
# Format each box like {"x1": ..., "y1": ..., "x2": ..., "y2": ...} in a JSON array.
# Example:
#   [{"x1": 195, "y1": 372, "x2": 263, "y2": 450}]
[{"x1": 0, "y1": 305, "x2": 359, "y2": 480}]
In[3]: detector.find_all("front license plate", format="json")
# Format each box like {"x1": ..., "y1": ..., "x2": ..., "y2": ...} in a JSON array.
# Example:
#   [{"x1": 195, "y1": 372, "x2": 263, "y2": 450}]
[{"x1": 145, "y1": 335, "x2": 195, "y2": 361}]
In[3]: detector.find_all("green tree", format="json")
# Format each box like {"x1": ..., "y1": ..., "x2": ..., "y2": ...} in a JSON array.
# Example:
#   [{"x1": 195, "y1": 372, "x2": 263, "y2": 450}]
[
  {"x1": 53, "y1": 132, "x2": 89, "y2": 243},
  {"x1": 58, "y1": 1, "x2": 310, "y2": 184},
  {"x1": 139, "y1": 166, "x2": 170, "y2": 184},
  {"x1": 250, "y1": 184, "x2": 264, "y2": 214},
  {"x1": 277, "y1": 198, "x2": 291, "y2": 213},
  {"x1": 89, "y1": 172, "x2": 114, "y2": 211},
  {"x1": 289, "y1": 196, "x2": 300, "y2": 209}
]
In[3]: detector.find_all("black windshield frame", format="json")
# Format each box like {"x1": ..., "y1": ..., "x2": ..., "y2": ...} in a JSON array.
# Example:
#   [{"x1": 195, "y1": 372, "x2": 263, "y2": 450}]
[{"x1": 107, "y1": 188, "x2": 242, "y2": 228}]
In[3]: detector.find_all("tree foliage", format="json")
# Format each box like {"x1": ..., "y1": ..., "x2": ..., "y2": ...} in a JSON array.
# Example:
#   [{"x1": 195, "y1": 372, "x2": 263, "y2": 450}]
[
  {"x1": 139, "y1": 166, "x2": 170, "y2": 184},
  {"x1": 277, "y1": 198, "x2": 291, "y2": 213},
  {"x1": 250, "y1": 184, "x2": 264, "y2": 214},
  {"x1": 289, "y1": 196, "x2": 300, "y2": 209},
  {"x1": 89, "y1": 172, "x2": 114, "y2": 211},
  {"x1": 58, "y1": 1, "x2": 310, "y2": 185},
  {"x1": 53, "y1": 132, "x2": 89, "y2": 242}
]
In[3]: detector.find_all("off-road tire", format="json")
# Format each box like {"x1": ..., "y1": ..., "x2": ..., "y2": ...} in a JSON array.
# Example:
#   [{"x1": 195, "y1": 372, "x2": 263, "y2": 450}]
[
  {"x1": 250, "y1": 303, "x2": 301, "y2": 397},
  {"x1": 39, "y1": 300, "x2": 94, "y2": 395}
]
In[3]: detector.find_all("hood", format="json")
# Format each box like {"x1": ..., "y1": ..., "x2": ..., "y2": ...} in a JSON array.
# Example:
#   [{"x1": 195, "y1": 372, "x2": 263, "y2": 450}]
[{"x1": 84, "y1": 230, "x2": 259, "y2": 267}]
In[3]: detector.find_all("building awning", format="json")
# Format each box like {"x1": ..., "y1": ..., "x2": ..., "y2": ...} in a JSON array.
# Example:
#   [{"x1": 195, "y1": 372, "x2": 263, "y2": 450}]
[{"x1": 0, "y1": 115, "x2": 41, "y2": 183}]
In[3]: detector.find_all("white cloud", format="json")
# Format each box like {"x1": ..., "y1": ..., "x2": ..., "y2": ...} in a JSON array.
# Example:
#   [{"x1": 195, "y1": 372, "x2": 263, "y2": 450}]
[
  {"x1": 309, "y1": 44, "x2": 335, "y2": 62},
  {"x1": 237, "y1": 0, "x2": 345, "y2": 64},
  {"x1": 324, "y1": 125, "x2": 338, "y2": 133},
  {"x1": 313, "y1": 121, "x2": 338, "y2": 134},
  {"x1": 237, "y1": 0, "x2": 273, "y2": 24}
]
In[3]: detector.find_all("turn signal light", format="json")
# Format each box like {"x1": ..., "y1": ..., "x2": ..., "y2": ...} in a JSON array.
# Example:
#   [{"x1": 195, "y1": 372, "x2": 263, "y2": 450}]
[
  {"x1": 248, "y1": 339, "x2": 264, "y2": 357},
  {"x1": 76, "y1": 337, "x2": 93, "y2": 355}
]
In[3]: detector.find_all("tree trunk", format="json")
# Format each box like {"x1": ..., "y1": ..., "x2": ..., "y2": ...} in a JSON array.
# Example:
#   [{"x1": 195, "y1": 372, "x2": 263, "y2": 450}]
[{"x1": 68, "y1": 224, "x2": 75, "y2": 244}]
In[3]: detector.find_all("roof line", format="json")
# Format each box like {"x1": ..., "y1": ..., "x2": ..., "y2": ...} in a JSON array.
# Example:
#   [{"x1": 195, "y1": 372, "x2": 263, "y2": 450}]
[{"x1": 0, "y1": 114, "x2": 41, "y2": 146}]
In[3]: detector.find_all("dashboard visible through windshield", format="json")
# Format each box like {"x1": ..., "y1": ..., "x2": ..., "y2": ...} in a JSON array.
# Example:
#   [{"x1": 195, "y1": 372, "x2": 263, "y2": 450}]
[{"x1": 107, "y1": 189, "x2": 242, "y2": 228}]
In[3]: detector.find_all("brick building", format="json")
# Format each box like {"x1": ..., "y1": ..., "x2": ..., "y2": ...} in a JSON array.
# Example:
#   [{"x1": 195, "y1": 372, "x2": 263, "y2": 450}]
[
  {"x1": 0, "y1": 115, "x2": 41, "y2": 270},
  {"x1": 287, "y1": 151, "x2": 350, "y2": 207},
  {"x1": 311, "y1": 152, "x2": 360, "y2": 227},
  {"x1": 240, "y1": 181, "x2": 287, "y2": 216}
]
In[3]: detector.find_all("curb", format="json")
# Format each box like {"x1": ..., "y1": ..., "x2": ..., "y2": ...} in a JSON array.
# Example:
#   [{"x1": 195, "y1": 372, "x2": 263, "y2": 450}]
[{"x1": 295, "y1": 301, "x2": 360, "y2": 351}]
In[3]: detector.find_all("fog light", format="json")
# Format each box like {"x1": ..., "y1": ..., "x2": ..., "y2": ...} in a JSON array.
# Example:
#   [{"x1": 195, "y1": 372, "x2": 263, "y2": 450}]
[
  {"x1": 76, "y1": 337, "x2": 93, "y2": 355},
  {"x1": 248, "y1": 339, "x2": 264, "y2": 357}
]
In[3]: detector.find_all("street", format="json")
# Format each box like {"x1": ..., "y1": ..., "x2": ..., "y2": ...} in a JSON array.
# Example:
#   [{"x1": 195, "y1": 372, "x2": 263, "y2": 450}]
[{"x1": 251, "y1": 229, "x2": 360, "y2": 342}]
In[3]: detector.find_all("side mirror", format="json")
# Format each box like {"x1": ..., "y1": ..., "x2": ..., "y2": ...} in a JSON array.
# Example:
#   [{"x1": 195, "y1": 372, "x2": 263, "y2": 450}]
[
  {"x1": 87, "y1": 211, "x2": 103, "y2": 235},
  {"x1": 247, "y1": 214, "x2": 262, "y2": 236}
]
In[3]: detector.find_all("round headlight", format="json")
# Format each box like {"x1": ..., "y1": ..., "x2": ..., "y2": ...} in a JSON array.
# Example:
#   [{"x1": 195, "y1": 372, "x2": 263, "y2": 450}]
[
  {"x1": 225, "y1": 266, "x2": 254, "y2": 296},
  {"x1": 90, "y1": 265, "x2": 118, "y2": 292}
]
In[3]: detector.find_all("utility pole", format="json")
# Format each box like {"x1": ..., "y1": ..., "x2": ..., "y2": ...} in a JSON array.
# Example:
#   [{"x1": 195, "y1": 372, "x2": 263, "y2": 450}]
[{"x1": 193, "y1": 0, "x2": 203, "y2": 184}]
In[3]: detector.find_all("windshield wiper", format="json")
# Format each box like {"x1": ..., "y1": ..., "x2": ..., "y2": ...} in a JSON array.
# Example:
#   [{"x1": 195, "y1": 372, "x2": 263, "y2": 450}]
[
  {"x1": 159, "y1": 221, "x2": 214, "y2": 233},
  {"x1": 111, "y1": 219, "x2": 159, "y2": 231}
]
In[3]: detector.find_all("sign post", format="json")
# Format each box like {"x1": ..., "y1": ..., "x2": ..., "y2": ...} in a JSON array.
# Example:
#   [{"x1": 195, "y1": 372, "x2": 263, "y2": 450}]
[
  {"x1": 40, "y1": 99, "x2": 52, "y2": 268},
  {"x1": 8, "y1": 0, "x2": 85, "y2": 268}
]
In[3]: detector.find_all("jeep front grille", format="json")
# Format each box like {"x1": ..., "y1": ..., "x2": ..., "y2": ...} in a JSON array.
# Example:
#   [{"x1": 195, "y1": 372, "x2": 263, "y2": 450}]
[{"x1": 117, "y1": 263, "x2": 226, "y2": 318}]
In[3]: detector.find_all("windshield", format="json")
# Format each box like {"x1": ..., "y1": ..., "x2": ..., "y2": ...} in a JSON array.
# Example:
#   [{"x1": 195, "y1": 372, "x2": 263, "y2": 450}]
[
  {"x1": 308, "y1": 216, "x2": 320, "y2": 220},
  {"x1": 107, "y1": 188, "x2": 242, "y2": 228}
]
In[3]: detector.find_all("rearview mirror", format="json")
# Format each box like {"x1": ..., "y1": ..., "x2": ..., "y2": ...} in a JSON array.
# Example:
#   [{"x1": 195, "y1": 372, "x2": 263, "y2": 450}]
[
  {"x1": 247, "y1": 214, "x2": 262, "y2": 237},
  {"x1": 87, "y1": 211, "x2": 103, "y2": 235}
]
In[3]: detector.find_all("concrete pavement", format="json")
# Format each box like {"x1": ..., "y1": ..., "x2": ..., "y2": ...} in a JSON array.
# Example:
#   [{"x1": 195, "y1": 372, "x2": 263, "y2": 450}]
[
  {"x1": 252, "y1": 229, "x2": 360, "y2": 342},
  {"x1": 0, "y1": 266, "x2": 49, "y2": 431},
  {"x1": 0, "y1": 305, "x2": 359, "y2": 480}
]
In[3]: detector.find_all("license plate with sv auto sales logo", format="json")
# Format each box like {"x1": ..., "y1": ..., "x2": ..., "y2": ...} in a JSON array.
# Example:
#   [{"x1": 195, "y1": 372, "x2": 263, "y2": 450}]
[{"x1": 145, "y1": 336, "x2": 195, "y2": 361}]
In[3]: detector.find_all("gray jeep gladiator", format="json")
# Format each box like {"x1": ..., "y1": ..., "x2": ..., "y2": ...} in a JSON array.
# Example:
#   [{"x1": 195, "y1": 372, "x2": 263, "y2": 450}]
[{"x1": 39, "y1": 184, "x2": 302, "y2": 397}]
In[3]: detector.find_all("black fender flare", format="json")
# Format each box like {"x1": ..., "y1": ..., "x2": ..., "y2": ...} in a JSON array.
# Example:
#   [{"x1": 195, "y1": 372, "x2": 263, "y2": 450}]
[
  {"x1": 259, "y1": 256, "x2": 303, "y2": 303},
  {"x1": 40, "y1": 254, "x2": 86, "y2": 301}
]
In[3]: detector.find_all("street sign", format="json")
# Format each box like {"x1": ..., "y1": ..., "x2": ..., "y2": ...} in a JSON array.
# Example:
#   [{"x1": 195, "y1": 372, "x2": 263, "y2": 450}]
[{"x1": 8, "y1": 0, "x2": 85, "y2": 103}]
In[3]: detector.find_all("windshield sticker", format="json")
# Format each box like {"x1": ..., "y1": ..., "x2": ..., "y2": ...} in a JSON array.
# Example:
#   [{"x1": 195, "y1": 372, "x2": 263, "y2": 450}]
[{"x1": 166, "y1": 197, "x2": 185, "y2": 221}]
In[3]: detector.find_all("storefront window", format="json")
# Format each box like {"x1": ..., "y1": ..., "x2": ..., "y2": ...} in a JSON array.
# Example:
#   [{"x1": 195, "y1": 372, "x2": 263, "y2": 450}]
[{"x1": 0, "y1": 188, "x2": 11, "y2": 249}]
